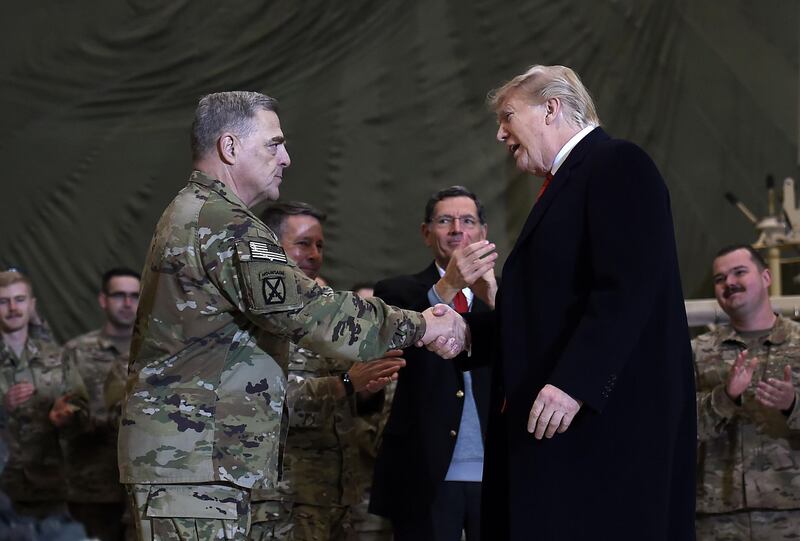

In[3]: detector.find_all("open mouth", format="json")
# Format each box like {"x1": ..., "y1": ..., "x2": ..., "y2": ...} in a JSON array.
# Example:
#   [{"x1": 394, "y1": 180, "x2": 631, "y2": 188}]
[{"x1": 509, "y1": 144, "x2": 520, "y2": 156}]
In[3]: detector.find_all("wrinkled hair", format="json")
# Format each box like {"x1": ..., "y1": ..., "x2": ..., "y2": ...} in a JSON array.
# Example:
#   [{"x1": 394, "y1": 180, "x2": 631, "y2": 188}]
[
  {"x1": 714, "y1": 244, "x2": 768, "y2": 271},
  {"x1": 423, "y1": 185, "x2": 486, "y2": 225},
  {"x1": 101, "y1": 267, "x2": 141, "y2": 294},
  {"x1": 191, "y1": 91, "x2": 278, "y2": 161},
  {"x1": 487, "y1": 64, "x2": 600, "y2": 128},
  {"x1": 261, "y1": 201, "x2": 327, "y2": 239}
]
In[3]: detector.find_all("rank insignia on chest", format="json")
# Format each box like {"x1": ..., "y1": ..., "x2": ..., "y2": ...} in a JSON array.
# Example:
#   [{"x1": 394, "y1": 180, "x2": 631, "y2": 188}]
[{"x1": 249, "y1": 241, "x2": 288, "y2": 263}]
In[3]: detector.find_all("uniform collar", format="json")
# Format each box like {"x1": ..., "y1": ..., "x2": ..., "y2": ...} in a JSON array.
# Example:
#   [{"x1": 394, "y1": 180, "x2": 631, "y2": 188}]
[
  {"x1": 97, "y1": 329, "x2": 130, "y2": 354},
  {"x1": 1, "y1": 336, "x2": 40, "y2": 366},
  {"x1": 189, "y1": 170, "x2": 250, "y2": 210},
  {"x1": 717, "y1": 313, "x2": 791, "y2": 347}
]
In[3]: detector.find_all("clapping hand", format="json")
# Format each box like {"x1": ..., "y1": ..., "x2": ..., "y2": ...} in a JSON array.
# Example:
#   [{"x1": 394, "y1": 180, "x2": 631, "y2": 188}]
[
  {"x1": 756, "y1": 364, "x2": 796, "y2": 412},
  {"x1": 726, "y1": 350, "x2": 759, "y2": 402},
  {"x1": 436, "y1": 241, "x2": 497, "y2": 306},
  {"x1": 347, "y1": 350, "x2": 406, "y2": 394}
]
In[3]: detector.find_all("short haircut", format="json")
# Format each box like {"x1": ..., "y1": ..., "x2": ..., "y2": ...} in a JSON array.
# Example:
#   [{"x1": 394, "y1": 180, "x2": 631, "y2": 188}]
[
  {"x1": 0, "y1": 271, "x2": 33, "y2": 293},
  {"x1": 423, "y1": 186, "x2": 486, "y2": 225},
  {"x1": 714, "y1": 244, "x2": 768, "y2": 271},
  {"x1": 101, "y1": 267, "x2": 141, "y2": 293},
  {"x1": 260, "y1": 201, "x2": 327, "y2": 239},
  {"x1": 191, "y1": 91, "x2": 279, "y2": 162},
  {"x1": 487, "y1": 64, "x2": 600, "y2": 129}
]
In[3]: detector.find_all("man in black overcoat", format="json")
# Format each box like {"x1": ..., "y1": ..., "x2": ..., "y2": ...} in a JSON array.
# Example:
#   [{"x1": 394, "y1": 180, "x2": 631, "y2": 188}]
[
  {"x1": 370, "y1": 186, "x2": 495, "y2": 541},
  {"x1": 432, "y1": 64, "x2": 696, "y2": 540}
]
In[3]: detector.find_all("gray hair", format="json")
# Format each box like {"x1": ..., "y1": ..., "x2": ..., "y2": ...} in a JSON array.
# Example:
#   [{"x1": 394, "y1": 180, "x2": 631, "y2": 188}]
[
  {"x1": 488, "y1": 65, "x2": 600, "y2": 128},
  {"x1": 191, "y1": 91, "x2": 278, "y2": 161}
]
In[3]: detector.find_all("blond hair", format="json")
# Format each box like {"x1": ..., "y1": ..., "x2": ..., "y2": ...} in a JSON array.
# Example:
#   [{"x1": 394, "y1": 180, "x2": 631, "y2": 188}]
[
  {"x1": 0, "y1": 271, "x2": 32, "y2": 293},
  {"x1": 488, "y1": 65, "x2": 600, "y2": 128}
]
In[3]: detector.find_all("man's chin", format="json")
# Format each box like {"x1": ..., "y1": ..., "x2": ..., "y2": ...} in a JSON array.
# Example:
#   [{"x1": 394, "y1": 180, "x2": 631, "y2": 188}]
[{"x1": 0, "y1": 323, "x2": 26, "y2": 333}]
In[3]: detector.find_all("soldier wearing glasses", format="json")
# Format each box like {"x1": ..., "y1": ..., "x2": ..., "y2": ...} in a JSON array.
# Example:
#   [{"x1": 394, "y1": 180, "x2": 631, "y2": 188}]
[{"x1": 51, "y1": 267, "x2": 141, "y2": 541}]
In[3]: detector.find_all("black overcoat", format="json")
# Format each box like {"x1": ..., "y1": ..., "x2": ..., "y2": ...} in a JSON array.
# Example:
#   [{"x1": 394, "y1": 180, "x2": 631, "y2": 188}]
[
  {"x1": 369, "y1": 263, "x2": 492, "y2": 521},
  {"x1": 464, "y1": 128, "x2": 696, "y2": 540}
]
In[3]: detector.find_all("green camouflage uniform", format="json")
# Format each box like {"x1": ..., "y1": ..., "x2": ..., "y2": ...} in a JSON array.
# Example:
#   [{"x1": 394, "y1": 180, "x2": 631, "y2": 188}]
[
  {"x1": 60, "y1": 328, "x2": 130, "y2": 540},
  {"x1": 121, "y1": 171, "x2": 425, "y2": 539},
  {"x1": 694, "y1": 315, "x2": 800, "y2": 540},
  {"x1": 61, "y1": 329, "x2": 129, "y2": 503},
  {"x1": 249, "y1": 344, "x2": 377, "y2": 540},
  {"x1": 0, "y1": 337, "x2": 66, "y2": 516},
  {"x1": 349, "y1": 381, "x2": 395, "y2": 541}
]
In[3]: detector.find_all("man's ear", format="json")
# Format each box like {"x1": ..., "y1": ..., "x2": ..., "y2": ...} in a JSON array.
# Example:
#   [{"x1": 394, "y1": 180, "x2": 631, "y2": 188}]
[
  {"x1": 544, "y1": 97, "x2": 562, "y2": 125},
  {"x1": 763, "y1": 268, "x2": 772, "y2": 289},
  {"x1": 421, "y1": 222, "x2": 433, "y2": 247},
  {"x1": 218, "y1": 133, "x2": 237, "y2": 165},
  {"x1": 98, "y1": 292, "x2": 108, "y2": 311}
]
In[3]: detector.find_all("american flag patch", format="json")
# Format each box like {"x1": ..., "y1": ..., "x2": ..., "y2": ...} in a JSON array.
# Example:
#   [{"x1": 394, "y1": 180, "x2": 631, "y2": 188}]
[{"x1": 249, "y1": 241, "x2": 288, "y2": 263}]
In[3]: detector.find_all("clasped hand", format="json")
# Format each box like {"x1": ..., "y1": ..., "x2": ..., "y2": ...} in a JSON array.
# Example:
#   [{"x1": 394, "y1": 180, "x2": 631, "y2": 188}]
[{"x1": 417, "y1": 304, "x2": 468, "y2": 359}]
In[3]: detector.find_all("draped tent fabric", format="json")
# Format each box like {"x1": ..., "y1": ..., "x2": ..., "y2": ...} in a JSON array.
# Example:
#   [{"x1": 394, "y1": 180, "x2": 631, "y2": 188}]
[{"x1": 0, "y1": 0, "x2": 797, "y2": 341}]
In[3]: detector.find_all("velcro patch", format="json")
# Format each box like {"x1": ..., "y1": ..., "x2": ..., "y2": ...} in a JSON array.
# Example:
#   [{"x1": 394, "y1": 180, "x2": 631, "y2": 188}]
[
  {"x1": 234, "y1": 236, "x2": 302, "y2": 314},
  {"x1": 250, "y1": 241, "x2": 287, "y2": 263},
  {"x1": 262, "y1": 276, "x2": 287, "y2": 305}
]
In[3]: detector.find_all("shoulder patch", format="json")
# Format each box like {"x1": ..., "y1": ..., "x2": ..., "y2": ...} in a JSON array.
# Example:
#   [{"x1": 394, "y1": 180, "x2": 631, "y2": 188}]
[{"x1": 234, "y1": 237, "x2": 303, "y2": 315}]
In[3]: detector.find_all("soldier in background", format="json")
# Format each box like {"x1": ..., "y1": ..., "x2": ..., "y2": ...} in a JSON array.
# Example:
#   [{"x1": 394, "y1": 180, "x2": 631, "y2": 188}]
[
  {"x1": 695, "y1": 244, "x2": 800, "y2": 540},
  {"x1": 51, "y1": 267, "x2": 141, "y2": 541},
  {"x1": 248, "y1": 202, "x2": 404, "y2": 540},
  {"x1": 0, "y1": 404, "x2": 88, "y2": 541},
  {"x1": 120, "y1": 91, "x2": 465, "y2": 540},
  {"x1": 0, "y1": 271, "x2": 66, "y2": 519}
]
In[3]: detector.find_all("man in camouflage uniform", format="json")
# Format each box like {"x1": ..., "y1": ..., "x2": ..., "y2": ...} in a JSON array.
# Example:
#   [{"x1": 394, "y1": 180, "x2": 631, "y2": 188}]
[
  {"x1": 119, "y1": 91, "x2": 466, "y2": 541},
  {"x1": 51, "y1": 267, "x2": 141, "y2": 541},
  {"x1": 247, "y1": 202, "x2": 405, "y2": 541},
  {"x1": 0, "y1": 271, "x2": 66, "y2": 519},
  {"x1": 695, "y1": 244, "x2": 800, "y2": 540}
]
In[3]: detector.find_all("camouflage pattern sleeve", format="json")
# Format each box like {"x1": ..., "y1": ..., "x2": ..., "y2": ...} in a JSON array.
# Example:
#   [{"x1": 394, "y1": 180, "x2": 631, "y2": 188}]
[
  {"x1": 198, "y1": 207, "x2": 426, "y2": 362},
  {"x1": 284, "y1": 347, "x2": 353, "y2": 428},
  {"x1": 57, "y1": 345, "x2": 92, "y2": 437},
  {"x1": 786, "y1": 392, "x2": 800, "y2": 430},
  {"x1": 694, "y1": 335, "x2": 741, "y2": 441}
]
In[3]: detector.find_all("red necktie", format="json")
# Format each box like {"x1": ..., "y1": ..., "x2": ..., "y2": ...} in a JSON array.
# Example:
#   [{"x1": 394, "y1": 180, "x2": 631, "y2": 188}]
[
  {"x1": 536, "y1": 172, "x2": 553, "y2": 201},
  {"x1": 453, "y1": 290, "x2": 469, "y2": 313}
]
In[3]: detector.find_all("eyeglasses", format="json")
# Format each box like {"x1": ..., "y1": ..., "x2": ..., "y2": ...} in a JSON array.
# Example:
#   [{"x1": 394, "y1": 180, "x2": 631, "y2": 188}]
[
  {"x1": 106, "y1": 292, "x2": 140, "y2": 301},
  {"x1": 430, "y1": 215, "x2": 481, "y2": 229}
]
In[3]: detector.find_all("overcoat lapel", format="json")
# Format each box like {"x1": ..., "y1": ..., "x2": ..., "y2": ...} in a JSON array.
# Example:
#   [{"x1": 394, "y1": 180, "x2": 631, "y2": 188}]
[{"x1": 504, "y1": 127, "x2": 609, "y2": 267}]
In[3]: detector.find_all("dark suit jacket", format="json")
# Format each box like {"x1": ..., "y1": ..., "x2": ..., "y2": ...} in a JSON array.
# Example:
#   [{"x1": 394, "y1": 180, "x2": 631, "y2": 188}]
[
  {"x1": 463, "y1": 128, "x2": 696, "y2": 540},
  {"x1": 369, "y1": 263, "x2": 492, "y2": 521}
]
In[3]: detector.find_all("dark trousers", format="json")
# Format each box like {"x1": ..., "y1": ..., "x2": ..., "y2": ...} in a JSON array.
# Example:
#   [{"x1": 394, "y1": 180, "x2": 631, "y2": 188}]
[
  {"x1": 69, "y1": 501, "x2": 127, "y2": 541},
  {"x1": 392, "y1": 480, "x2": 481, "y2": 541}
]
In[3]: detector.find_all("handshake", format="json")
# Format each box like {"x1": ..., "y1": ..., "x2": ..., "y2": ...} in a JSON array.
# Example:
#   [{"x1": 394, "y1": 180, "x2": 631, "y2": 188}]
[{"x1": 417, "y1": 304, "x2": 469, "y2": 359}]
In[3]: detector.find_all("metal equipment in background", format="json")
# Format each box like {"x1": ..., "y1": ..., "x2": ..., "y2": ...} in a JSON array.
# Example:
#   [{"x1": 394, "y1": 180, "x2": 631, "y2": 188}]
[{"x1": 725, "y1": 175, "x2": 800, "y2": 296}]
